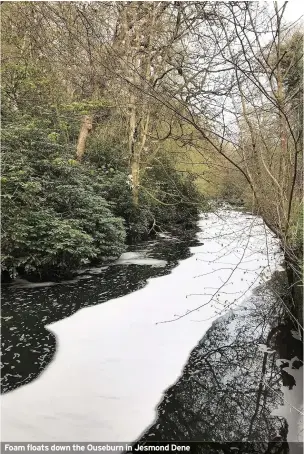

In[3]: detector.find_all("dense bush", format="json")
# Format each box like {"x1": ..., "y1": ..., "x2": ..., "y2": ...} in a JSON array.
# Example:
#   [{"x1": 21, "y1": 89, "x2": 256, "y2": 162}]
[
  {"x1": 1, "y1": 111, "x2": 206, "y2": 279},
  {"x1": 1, "y1": 120, "x2": 126, "y2": 278}
]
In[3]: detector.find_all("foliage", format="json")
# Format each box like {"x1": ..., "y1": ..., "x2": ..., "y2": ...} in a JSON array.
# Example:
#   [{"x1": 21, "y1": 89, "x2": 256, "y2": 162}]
[
  {"x1": 1, "y1": 113, "x2": 203, "y2": 278},
  {"x1": 216, "y1": 167, "x2": 249, "y2": 206},
  {"x1": 87, "y1": 141, "x2": 205, "y2": 240},
  {"x1": 0, "y1": 2, "x2": 218, "y2": 279},
  {"x1": 141, "y1": 157, "x2": 206, "y2": 227},
  {"x1": 1, "y1": 120, "x2": 126, "y2": 277}
]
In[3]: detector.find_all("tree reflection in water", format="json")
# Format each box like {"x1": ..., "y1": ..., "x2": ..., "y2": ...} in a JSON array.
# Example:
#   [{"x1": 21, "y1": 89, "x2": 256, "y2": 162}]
[{"x1": 137, "y1": 272, "x2": 303, "y2": 454}]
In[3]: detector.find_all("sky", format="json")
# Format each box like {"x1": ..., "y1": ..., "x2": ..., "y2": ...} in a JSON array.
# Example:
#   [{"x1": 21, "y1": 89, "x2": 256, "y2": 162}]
[{"x1": 271, "y1": 0, "x2": 304, "y2": 23}]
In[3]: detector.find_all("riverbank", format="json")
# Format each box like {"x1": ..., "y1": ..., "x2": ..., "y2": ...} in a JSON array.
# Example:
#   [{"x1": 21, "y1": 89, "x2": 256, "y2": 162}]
[{"x1": 1, "y1": 223, "x2": 201, "y2": 285}]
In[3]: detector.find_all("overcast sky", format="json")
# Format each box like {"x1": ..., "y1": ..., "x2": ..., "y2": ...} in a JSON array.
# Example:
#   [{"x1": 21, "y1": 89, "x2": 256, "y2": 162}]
[{"x1": 275, "y1": 0, "x2": 304, "y2": 23}]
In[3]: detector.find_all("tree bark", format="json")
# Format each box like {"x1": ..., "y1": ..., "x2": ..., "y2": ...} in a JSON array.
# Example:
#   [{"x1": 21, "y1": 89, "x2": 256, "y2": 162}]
[
  {"x1": 76, "y1": 115, "x2": 93, "y2": 162},
  {"x1": 128, "y1": 96, "x2": 139, "y2": 206},
  {"x1": 131, "y1": 156, "x2": 140, "y2": 206}
]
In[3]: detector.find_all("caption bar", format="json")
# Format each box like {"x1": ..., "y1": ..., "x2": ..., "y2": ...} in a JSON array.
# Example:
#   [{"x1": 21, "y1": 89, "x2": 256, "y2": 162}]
[{"x1": 2, "y1": 444, "x2": 191, "y2": 453}]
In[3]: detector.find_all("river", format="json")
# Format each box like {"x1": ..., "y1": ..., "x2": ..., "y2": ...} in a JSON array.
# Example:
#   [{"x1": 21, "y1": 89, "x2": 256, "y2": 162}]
[{"x1": 1, "y1": 209, "x2": 303, "y2": 451}]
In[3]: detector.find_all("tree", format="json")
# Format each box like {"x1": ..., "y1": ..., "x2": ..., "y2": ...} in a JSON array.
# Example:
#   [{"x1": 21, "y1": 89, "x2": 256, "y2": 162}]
[
  {"x1": 98, "y1": 1, "x2": 303, "y2": 319},
  {"x1": 1, "y1": 1, "x2": 205, "y2": 278}
]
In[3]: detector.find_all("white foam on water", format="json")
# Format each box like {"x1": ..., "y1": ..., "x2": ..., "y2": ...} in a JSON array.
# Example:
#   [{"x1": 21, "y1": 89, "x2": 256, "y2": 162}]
[
  {"x1": 114, "y1": 252, "x2": 167, "y2": 267},
  {"x1": 1, "y1": 210, "x2": 281, "y2": 442}
]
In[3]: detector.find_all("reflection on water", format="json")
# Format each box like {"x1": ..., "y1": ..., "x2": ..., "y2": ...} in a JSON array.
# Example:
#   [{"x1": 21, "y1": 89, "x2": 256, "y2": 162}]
[
  {"x1": 136, "y1": 272, "x2": 303, "y2": 453},
  {"x1": 1, "y1": 232, "x2": 199, "y2": 394}
]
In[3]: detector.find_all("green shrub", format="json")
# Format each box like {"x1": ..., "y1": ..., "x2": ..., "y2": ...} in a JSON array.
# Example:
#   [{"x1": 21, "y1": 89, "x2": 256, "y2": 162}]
[{"x1": 1, "y1": 121, "x2": 126, "y2": 276}]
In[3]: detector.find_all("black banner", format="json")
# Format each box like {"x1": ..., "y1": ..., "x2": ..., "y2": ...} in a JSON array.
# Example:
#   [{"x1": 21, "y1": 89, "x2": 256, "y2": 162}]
[{"x1": 1, "y1": 442, "x2": 303, "y2": 454}]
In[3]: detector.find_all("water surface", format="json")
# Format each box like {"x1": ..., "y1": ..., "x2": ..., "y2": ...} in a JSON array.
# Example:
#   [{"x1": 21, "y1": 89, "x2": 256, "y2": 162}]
[{"x1": 3, "y1": 210, "x2": 299, "y2": 446}]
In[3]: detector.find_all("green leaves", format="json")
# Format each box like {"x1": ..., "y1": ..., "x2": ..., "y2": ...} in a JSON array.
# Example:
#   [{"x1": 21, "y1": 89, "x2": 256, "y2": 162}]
[
  {"x1": 48, "y1": 132, "x2": 60, "y2": 143},
  {"x1": 1, "y1": 121, "x2": 126, "y2": 276},
  {"x1": 60, "y1": 99, "x2": 112, "y2": 115}
]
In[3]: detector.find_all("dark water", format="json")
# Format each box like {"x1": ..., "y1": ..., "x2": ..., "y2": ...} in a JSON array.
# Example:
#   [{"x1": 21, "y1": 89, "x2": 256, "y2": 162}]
[
  {"x1": 1, "y1": 228, "x2": 303, "y2": 451},
  {"x1": 136, "y1": 272, "x2": 303, "y2": 453},
  {"x1": 1, "y1": 232, "x2": 200, "y2": 394}
]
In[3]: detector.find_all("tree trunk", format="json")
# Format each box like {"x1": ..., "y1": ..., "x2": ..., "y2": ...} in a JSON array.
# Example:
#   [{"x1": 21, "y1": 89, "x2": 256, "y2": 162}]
[
  {"x1": 129, "y1": 111, "x2": 150, "y2": 207},
  {"x1": 131, "y1": 156, "x2": 140, "y2": 206},
  {"x1": 76, "y1": 115, "x2": 93, "y2": 162},
  {"x1": 128, "y1": 94, "x2": 139, "y2": 206}
]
